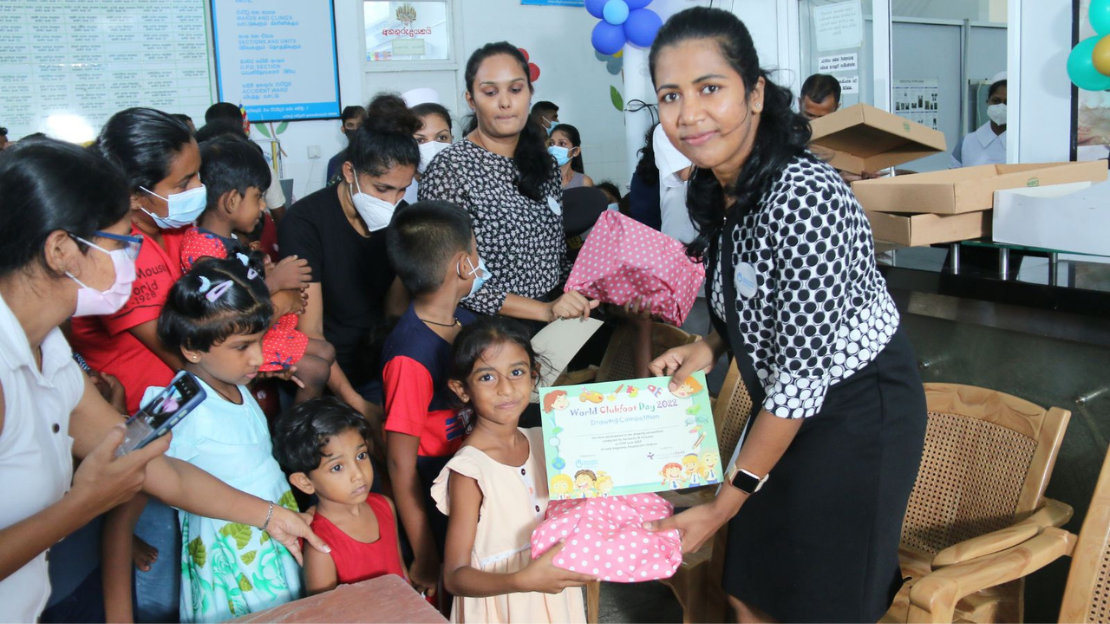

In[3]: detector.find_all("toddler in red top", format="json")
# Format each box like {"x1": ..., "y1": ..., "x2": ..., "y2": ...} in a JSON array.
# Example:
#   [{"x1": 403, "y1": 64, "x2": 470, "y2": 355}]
[
  {"x1": 273, "y1": 398, "x2": 407, "y2": 594},
  {"x1": 185, "y1": 136, "x2": 337, "y2": 404}
]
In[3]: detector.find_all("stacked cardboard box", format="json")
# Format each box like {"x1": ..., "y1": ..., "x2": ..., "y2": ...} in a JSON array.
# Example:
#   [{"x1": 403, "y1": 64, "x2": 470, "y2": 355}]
[{"x1": 851, "y1": 162, "x2": 1108, "y2": 247}]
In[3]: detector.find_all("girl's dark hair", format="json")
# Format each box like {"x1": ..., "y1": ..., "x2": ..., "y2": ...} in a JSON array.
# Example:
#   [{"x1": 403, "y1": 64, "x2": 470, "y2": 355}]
[
  {"x1": 634, "y1": 124, "x2": 659, "y2": 187},
  {"x1": 272, "y1": 397, "x2": 374, "y2": 475},
  {"x1": 464, "y1": 42, "x2": 552, "y2": 202},
  {"x1": 199, "y1": 135, "x2": 272, "y2": 216},
  {"x1": 551, "y1": 124, "x2": 585, "y2": 174},
  {"x1": 158, "y1": 255, "x2": 273, "y2": 353},
  {"x1": 347, "y1": 94, "x2": 420, "y2": 178},
  {"x1": 649, "y1": 7, "x2": 813, "y2": 259},
  {"x1": 95, "y1": 107, "x2": 195, "y2": 194},
  {"x1": 0, "y1": 139, "x2": 130, "y2": 276},
  {"x1": 412, "y1": 102, "x2": 454, "y2": 132},
  {"x1": 449, "y1": 316, "x2": 540, "y2": 385}
]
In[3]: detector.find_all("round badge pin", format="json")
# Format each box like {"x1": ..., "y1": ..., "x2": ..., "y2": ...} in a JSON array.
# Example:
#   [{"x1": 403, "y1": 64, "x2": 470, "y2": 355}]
[
  {"x1": 735, "y1": 263, "x2": 758, "y2": 298},
  {"x1": 547, "y1": 196, "x2": 562, "y2": 215}
]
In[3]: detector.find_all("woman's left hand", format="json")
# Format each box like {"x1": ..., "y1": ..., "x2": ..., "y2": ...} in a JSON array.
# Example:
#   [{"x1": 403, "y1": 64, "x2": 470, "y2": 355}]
[
  {"x1": 265, "y1": 505, "x2": 330, "y2": 565},
  {"x1": 643, "y1": 499, "x2": 738, "y2": 554}
]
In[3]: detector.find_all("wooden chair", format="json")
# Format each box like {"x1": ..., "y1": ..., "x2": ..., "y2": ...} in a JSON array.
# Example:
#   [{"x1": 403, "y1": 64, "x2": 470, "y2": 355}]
[
  {"x1": 882, "y1": 384, "x2": 1073, "y2": 624},
  {"x1": 904, "y1": 445, "x2": 1110, "y2": 623},
  {"x1": 558, "y1": 320, "x2": 701, "y2": 388},
  {"x1": 656, "y1": 359, "x2": 754, "y2": 624}
]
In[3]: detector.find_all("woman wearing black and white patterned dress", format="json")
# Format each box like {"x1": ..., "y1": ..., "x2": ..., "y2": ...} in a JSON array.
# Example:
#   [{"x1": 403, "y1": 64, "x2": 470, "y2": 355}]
[
  {"x1": 644, "y1": 9, "x2": 927, "y2": 623},
  {"x1": 419, "y1": 42, "x2": 597, "y2": 323}
]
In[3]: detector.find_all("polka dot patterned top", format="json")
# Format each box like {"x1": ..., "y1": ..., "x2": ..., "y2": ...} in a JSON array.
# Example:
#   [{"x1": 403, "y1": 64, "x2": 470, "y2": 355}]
[
  {"x1": 418, "y1": 139, "x2": 570, "y2": 315},
  {"x1": 709, "y1": 154, "x2": 900, "y2": 419}
]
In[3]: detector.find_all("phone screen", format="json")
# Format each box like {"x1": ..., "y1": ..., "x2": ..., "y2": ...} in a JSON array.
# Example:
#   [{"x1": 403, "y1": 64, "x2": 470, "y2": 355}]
[{"x1": 137, "y1": 378, "x2": 198, "y2": 430}]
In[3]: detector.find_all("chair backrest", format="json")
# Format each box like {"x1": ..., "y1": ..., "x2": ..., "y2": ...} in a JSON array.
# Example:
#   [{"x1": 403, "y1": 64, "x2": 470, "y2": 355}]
[
  {"x1": 1059, "y1": 448, "x2": 1110, "y2": 623},
  {"x1": 712, "y1": 360, "x2": 754, "y2": 463},
  {"x1": 900, "y1": 383, "x2": 1071, "y2": 559},
  {"x1": 595, "y1": 322, "x2": 699, "y2": 383}
]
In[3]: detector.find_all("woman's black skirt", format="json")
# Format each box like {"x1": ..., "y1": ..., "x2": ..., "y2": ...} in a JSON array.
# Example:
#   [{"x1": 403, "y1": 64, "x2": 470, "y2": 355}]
[{"x1": 722, "y1": 327, "x2": 927, "y2": 623}]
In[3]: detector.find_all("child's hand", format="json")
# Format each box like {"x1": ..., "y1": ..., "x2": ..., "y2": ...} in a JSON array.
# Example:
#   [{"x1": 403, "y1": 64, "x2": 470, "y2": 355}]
[
  {"x1": 409, "y1": 552, "x2": 441, "y2": 597},
  {"x1": 90, "y1": 371, "x2": 128, "y2": 415},
  {"x1": 616, "y1": 297, "x2": 653, "y2": 327},
  {"x1": 516, "y1": 542, "x2": 596, "y2": 594},
  {"x1": 266, "y1": 256, "x2": 312, "y2": 292},
  {"x1": 272, "y1": 289, "x2": 306, "y2": 317},
  {"x1": 546, "y1": 291, "x2": 600, "y2": 322}
]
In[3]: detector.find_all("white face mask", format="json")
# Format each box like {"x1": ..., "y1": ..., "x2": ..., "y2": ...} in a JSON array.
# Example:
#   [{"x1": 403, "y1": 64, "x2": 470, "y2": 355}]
[
  {"x1": 417, "y1": 141, "x2": 451, "y2": 175},
  {"x1": 67, "y1": 235, "x2": 140, "y2": 317},
  {"x1": 350, "y1": 176, "x2": 401, "y2": 232},
  {"x1": 139, "y1": 184, "x2": 207, "y2": 229},
  {"x1": 987, "y1": 103, "x2": 1007, "y2": 126}
]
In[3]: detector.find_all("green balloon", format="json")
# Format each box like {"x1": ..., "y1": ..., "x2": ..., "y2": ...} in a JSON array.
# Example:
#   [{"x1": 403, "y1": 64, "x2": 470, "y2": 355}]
[
  {"x1": 1069, "y1": 36, "x2": 1110, "y2": 91},
  {"x1": 1092, "y1": 0, "x2": 1110, "y2": 36}
]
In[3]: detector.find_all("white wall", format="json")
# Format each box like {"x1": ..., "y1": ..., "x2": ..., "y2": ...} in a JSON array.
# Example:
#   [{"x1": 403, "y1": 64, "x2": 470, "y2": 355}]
[
  {"x1": 263, "y1": 0, "x2": 791, "y2": 199},
  {"x1": 1013, "y1": 0, "x2": 1073, "y2": 163}
]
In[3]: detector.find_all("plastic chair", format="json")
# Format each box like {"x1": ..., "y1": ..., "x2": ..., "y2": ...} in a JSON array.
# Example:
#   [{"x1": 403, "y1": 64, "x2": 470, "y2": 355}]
[
  {"x1": 881, "y1": 383, "x2": 1072, "y2": 623},
  {"x1": 903, "y1": 444, "x2": 1110, "y2": 623}
]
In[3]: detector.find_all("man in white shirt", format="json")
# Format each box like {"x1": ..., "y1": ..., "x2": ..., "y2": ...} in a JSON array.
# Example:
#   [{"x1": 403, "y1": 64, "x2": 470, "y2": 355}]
[
  {"x1": 951, "y1": 73, "x2": 1007, "y2": 168},
  {"x1": 652, "y1": 124, "x2": 698, "y2": 245}
]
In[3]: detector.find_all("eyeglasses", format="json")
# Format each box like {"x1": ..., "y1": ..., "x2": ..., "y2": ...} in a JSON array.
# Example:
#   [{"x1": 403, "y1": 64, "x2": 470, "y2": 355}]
[{"x1": 90, "y1": 231, "x2": 144, "y2": 260}]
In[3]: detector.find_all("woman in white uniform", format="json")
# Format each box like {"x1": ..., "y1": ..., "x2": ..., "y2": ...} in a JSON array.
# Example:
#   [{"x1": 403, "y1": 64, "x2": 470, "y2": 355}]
[
  {"x1": 951, "y1": 73, "x2": 1007, "y2": 168},
  {"x1": 0, "y1": 139, "x2": 326, "y2": 622}
]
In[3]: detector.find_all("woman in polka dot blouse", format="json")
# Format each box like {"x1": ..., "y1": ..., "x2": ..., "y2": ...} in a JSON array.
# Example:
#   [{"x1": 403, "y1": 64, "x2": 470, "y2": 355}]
[
  {"x1": 643, "y1": 9, "x2": 927, "y2": 623},
  {"x1": 419, "y1": 42, "x2": 598, "y2": 325}
]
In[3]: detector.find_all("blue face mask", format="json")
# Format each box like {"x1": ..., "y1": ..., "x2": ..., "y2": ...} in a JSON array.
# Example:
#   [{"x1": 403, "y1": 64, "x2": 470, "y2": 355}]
[
  {"x1": 460, "y1": 255, "x2": 490, "y2": 299},
  {"x1": 544, "y1": 117, "x2": 561, "y2": 135},
  {"x1": 139, "y1": 185, "x2": 208, "y2": 229},
  {"x1": 548, "y1": 145, "x2": 571, "y2": 167},
  {"x1": 607, "y1": 203, "x2": 619, "y2": 211}
]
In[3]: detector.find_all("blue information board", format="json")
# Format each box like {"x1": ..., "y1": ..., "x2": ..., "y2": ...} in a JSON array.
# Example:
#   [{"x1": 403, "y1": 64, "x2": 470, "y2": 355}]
[{"x1": 210, "y1": 0, "x2": 341, "y2": 122}]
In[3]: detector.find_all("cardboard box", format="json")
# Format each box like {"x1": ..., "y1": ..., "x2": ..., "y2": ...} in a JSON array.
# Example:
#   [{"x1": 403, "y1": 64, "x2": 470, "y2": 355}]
[
  {"x1": 809, "y1": 103, "x2": 947, "y2": 174},
  {"x1": 867, "y1": 210, "x2": 991, "y2": 247},
  {"x1": 852, "y1": 161, "x2": 1109, "y2": 215},
  {"x1": 994, "y1": 180, "x2": 1110, "y2": 256}
]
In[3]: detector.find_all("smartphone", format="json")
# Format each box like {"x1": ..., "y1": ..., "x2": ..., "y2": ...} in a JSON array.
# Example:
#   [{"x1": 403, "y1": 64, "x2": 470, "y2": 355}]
[{"x1": 115, "y1": 371, "x2": 206, "y2": 457}]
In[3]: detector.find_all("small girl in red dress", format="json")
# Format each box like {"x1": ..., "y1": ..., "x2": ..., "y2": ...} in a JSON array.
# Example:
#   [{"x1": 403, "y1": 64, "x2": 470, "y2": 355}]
[
  {"x1": 273, "y1": 398, "x2": 407, "y2": 594},
  {"x1": 182, "y1": 136, "x2": 336, "y2": 404}
]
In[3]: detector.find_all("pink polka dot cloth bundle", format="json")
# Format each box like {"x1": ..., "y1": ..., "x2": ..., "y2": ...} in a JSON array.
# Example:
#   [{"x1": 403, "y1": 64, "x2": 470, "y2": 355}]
[
  {"x1": 530, "y1": 494, "x2": 683, "y2": 583},
  {"x1": 565, "y1": 211, "x2": 705, "y2": 326}
]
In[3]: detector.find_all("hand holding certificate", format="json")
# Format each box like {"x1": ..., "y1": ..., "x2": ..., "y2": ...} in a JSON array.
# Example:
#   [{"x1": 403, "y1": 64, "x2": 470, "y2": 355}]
[{"x1": 538, "y1": 372, "x2": 722, "y2": 498}]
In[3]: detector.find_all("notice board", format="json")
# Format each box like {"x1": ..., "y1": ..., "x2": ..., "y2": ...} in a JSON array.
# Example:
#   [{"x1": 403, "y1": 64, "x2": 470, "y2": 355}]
[
  {"x1": 210, "y1": 0, "x2": 341, "y2": 122},
  {"x1": 0, "y1": 0, "x2": 213, "y2": 142}
]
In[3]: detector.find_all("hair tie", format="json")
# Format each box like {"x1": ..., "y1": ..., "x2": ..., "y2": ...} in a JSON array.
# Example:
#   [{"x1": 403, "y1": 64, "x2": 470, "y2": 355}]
[
  {"x1": 197, "y1": 276, "x2": 213, "y2": 293},
  {"x1": 205, "y1": 280, "x2": 234, "y2": 303},
  {"x1": 236, "y1": 252, "x2": 260, "y2": 280}
]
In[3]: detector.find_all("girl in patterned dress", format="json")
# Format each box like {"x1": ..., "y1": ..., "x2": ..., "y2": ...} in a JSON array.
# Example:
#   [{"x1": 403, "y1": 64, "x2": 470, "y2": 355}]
[
  {"x1": 180, "y1": 135, "x2": 336, "y2": 405},
  {"x1": 152, "y1": 256, "x2": 305, "y2": 622}
]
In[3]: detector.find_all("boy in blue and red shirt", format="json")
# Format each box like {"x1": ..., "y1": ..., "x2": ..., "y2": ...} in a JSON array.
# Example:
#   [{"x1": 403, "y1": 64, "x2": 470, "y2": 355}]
[{"x1": 381, "y1": 200, "x2": 486, "y2": 603}]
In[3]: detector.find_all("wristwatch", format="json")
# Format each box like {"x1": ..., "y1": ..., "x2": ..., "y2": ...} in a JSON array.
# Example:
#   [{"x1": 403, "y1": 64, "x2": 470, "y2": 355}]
[{"x1": 725, "y1": 464, "x2": 768, "y2": 495}]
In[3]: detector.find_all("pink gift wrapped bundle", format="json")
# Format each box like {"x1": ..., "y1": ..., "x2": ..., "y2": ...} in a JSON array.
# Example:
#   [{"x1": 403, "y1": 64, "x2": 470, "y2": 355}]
[
  {"x1": 530, "y1": 494, "x2": 682, "y2": 583},
  {"x1": 565, "y1": 211, "x2": 705, "y2": 326}
]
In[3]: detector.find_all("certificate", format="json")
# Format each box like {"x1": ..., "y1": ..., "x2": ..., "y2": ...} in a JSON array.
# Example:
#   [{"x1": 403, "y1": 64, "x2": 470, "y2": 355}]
[{"x1": 539, "y1": 372, "x2": 722, "y2": 499}]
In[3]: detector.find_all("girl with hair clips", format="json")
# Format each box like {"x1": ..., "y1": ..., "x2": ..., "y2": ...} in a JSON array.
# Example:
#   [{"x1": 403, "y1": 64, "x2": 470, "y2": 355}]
[
  {"x1": 643, "y1": 8, "x2": 926, "y2": 623},
  {"x1": 418, "y1": 42, "x2": 598, "y2": 328}
]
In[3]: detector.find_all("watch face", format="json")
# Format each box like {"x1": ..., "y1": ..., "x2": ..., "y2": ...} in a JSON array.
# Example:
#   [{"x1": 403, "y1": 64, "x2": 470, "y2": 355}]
[{"x1": 730, "y1": 469, "x2": 763, "y2": 494}]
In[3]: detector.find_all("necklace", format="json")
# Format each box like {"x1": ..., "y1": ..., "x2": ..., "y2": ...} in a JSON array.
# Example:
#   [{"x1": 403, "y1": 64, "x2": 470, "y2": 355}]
[{"x1": 419, "y1": 316, "x2": 461, "y2": 328}]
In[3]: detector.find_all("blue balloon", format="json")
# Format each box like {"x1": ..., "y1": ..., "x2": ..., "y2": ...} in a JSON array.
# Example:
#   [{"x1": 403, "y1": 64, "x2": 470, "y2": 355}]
[
  {"x1": 624, "y1": 0, "x2": 652, "y2": 8},
  {"x1": 1069, "y1": 36, "x2": 1110, "y2": 91},
  {"x1": 603, "y1": 0, "x2": 630, "y2": 25},
  {"x1": 624, "y1": 8, "x2": 663, "y2": 47},
  {"x1": 592, "y1": 21, "x2": 626, "y2": 55},
  {"x1": 585, "y1": 0, "x2": 607, "y2": 19},
  {"x1": 1093, "y1": 0, "x2": 1110, "y2": 36}
]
